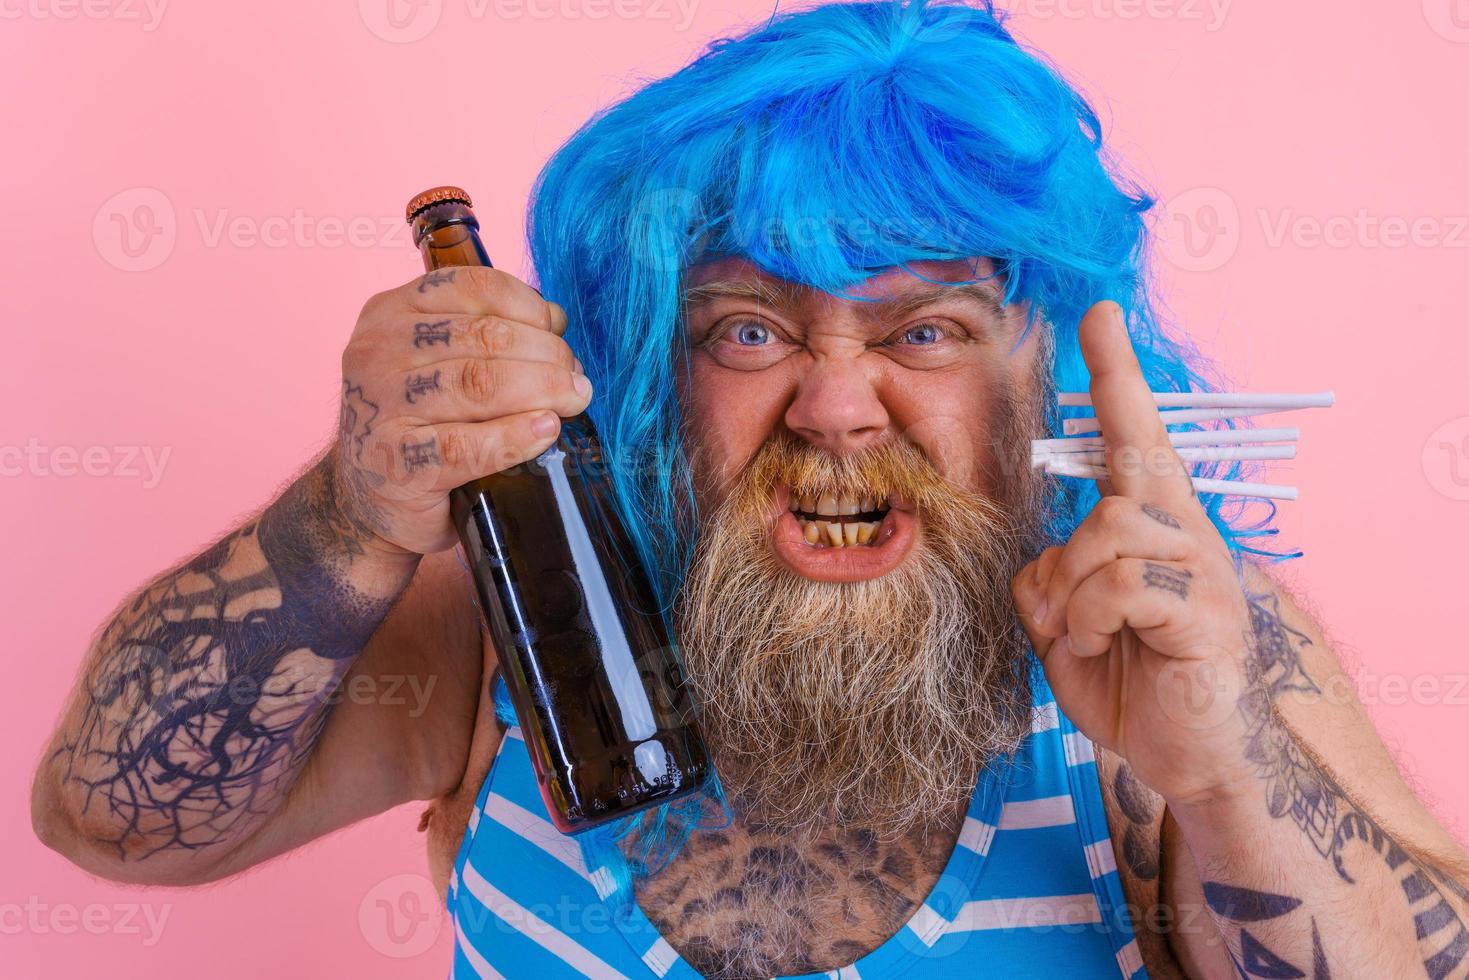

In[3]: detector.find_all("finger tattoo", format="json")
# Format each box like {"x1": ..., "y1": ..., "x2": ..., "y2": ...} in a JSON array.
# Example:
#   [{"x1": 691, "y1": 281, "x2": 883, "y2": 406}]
[
  {"x1": 412, "y1": 319, "x2": 452, "y2": 348},
  {"x1": 400, "y1": 438, "x2": 440, "y2": 472},
  {"x1": 416, "y1": 269, "x2": 456, "y2": 292},
  {"x1": 404, "y1": 370, "x2": 442, "y2": 404},
  {"x1": 1142, "y1": 561, "x2": 1192, "y2": 600},
  {"x1": 1140, "y1": 502, "x2": 1181, "y2": 529}
]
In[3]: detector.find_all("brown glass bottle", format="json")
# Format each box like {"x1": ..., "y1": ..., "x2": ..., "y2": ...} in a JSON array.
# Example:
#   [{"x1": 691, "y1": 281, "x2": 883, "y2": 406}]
[{"x1": 406, "y1": 186, "x2": 710, "y2": 833}]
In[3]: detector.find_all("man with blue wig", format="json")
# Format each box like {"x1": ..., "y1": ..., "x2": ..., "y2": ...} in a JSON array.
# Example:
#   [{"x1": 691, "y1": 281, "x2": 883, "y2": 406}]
[{"x1": 33, "y1": 2, "x2": 1469, "y2": 977}]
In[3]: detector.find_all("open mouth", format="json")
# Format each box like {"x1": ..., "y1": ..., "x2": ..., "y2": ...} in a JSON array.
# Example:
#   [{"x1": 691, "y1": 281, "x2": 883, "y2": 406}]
[
  {"x1": 770, "y1": 486, "x2": 917, "y2": 582},
  {"x1": 788, "y1": 492, "x2": 892, "y2": 548}
]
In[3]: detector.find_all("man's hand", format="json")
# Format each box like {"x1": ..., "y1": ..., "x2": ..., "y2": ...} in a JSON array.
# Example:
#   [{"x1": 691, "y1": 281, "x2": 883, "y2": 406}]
[
  {"x1": 332, "y1": 266, "x2": 591, "y2": 556},
  {"x1": 1011, "y1": 301, "x2": 1256, "y2": 808}
]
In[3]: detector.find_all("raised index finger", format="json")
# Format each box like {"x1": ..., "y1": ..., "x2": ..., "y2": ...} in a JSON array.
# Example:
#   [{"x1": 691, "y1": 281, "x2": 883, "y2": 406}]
[{"x1": 1079, "y1": 301, "x2": 1192, "y2": 501}]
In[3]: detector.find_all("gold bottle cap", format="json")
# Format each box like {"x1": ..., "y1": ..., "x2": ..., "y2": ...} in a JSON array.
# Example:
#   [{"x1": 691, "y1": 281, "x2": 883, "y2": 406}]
[{"x1": 406, "y1": 186, "x2": 473, "y2": 224}]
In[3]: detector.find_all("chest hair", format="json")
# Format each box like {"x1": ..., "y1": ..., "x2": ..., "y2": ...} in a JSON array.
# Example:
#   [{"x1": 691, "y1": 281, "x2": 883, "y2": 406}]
[{"x1": 635, "y1": 816, "x2": 962, "y2": 979}]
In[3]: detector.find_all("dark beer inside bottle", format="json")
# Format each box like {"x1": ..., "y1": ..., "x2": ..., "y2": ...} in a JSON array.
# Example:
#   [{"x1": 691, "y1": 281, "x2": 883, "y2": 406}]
[{"x1": 409, "y1": 189, "x2": 710, "y2": 833}]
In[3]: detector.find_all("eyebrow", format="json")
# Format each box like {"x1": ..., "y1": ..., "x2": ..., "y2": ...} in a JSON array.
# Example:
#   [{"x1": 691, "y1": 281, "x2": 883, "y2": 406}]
[{"x1": 681, "y1": 276, "x2": 1007, "y2": 324}]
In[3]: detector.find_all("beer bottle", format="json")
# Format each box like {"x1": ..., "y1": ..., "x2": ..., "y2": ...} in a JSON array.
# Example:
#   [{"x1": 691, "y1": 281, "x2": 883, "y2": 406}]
[{"x1": 406, "y1": 186, "x2": 710, "y2": 833}]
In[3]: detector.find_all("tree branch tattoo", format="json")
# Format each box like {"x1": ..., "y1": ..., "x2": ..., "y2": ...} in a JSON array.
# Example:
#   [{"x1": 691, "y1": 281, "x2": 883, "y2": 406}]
[
  {"x1": 50, "y1": 463, "x2": 398, "y2": 862},
  {"x1": 1221, "y1": 582, "x2": 1469, "y2": 979}
]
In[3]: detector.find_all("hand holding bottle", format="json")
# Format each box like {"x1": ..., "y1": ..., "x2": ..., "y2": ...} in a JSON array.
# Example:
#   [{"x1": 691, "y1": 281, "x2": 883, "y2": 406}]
[{"x1": 331, "y1": 265, "x2": 592, "y2": 557}]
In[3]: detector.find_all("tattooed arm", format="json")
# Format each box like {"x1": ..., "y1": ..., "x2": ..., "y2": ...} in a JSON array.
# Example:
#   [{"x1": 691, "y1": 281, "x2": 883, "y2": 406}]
[
  {"x1": 32, "y1": 266, "x2": 586, "y2": 885},
  {"x1": 1159, "y1": 564, "x2": 1469, "y2": 979},
  {"x1": 1013, "y1": 304, "x2": 1469, "y2": 979},
  {"x1": 30, "y1": 457, "x2": 483, "y2": 884}
]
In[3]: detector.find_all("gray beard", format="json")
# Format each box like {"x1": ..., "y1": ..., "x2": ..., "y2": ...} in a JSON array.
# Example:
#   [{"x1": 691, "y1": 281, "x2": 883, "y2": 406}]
[{"x1": 675, "y1": 417, "x2": 1046, "y2": 840}]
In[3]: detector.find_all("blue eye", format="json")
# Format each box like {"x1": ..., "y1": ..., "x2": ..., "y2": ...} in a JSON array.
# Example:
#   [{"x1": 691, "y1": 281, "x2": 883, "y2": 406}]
[
  {"x1": 902, "y1": 323, "x2": 942, "y2": 345},
  {"x1": 732, "y1": 322, "x2": 770, "y2": 346}
]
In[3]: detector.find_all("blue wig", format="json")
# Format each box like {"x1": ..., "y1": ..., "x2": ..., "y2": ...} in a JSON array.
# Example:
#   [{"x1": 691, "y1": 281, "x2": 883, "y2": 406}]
[{"x1": 518, "y1": 0, "x2": 1289, "y2": 895}]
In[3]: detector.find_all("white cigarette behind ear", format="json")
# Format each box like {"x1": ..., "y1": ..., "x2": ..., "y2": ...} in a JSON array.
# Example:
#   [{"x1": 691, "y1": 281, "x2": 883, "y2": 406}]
[{"x1": 1057, "y1": 391, "x2": 1334, "y2": 410}]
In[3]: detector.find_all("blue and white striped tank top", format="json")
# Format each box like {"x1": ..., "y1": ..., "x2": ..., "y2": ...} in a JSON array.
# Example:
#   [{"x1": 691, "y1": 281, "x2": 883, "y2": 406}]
[{"x1": 446, "y1": 668, "x2": 1147, "y2": 979}]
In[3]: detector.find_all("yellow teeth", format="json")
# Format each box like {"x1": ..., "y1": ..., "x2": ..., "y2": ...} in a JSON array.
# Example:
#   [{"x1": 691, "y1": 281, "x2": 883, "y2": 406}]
[
  {"x1": 824, "y1": 521, "x2": 844, "y2": 547},
  {"x1": 794, "y1": 517, "x2": 884, "y2": 549},
  {"x1": 788, "y1": 487, "x2": 892, "y2": 550}
]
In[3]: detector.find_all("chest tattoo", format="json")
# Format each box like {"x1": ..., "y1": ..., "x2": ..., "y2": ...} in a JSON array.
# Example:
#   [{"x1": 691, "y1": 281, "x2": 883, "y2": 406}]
[{"x1": 635, "y1": 819, "x2": 960, "y2": 978}]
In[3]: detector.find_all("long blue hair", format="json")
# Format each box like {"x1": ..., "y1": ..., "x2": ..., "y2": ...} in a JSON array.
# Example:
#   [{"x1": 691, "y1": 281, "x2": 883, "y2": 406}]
[{"x1": 515, "y1": 0, "x2": 1287, "y2": 898}]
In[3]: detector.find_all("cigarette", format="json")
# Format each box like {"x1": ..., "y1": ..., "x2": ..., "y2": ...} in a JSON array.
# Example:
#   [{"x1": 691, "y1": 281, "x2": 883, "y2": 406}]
[
  {"x1": 1031, "y1": 427, "x2": 1301, "y2": 455},
  {"x1": 1057, "y1": 391, "x2": 1334, "y2": 410},
  {"x1": 1030, "y1": 445, "x2": 1297, "y2": 469},
  {"x1": 1063, "y1": 406, "x2": 1299, "y2": 436},
  {"x1": 1041, "y1": 459, "x2": 1299, "y2": 500}
]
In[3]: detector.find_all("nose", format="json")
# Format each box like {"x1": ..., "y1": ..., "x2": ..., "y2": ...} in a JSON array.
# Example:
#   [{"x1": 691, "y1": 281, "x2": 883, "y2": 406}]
[{"x1": 783, "y1": 357, "x2": 891, "y2": 455}]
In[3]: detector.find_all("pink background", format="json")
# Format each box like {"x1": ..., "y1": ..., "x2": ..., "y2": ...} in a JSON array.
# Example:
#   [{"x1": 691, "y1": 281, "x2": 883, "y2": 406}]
[{"x1": 5, "y1": 1, "x2": 1469, "y2": 976}]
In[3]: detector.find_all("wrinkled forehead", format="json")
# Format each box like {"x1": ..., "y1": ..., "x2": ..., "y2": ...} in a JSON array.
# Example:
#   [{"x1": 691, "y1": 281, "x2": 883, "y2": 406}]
[{"x1": 682, "y1": 256, "x2": 1009, "y2": 317}]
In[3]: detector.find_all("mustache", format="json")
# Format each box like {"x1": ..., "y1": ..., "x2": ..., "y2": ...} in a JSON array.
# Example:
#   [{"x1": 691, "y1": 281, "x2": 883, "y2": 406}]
[{"x1": 728, "y1": 428, "x2": 1016, "y2": 525}]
